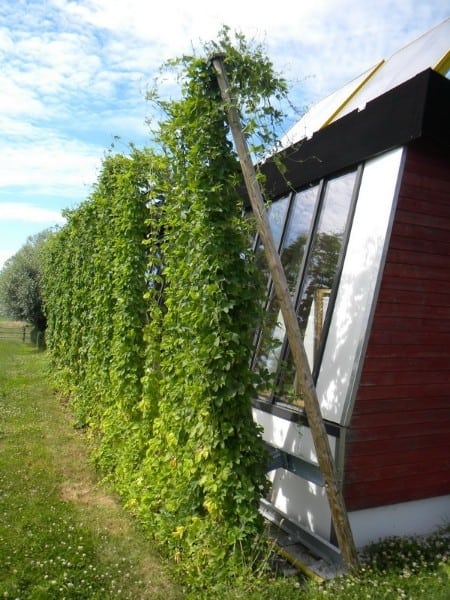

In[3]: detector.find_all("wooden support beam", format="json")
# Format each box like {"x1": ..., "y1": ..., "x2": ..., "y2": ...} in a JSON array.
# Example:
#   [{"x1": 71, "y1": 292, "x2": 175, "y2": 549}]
[{"x1": 210, "y1": 53, "x2": 359, "y2": 572}]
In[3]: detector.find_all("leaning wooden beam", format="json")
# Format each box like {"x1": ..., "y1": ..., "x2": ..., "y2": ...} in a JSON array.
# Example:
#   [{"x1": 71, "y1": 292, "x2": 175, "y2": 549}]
[{"x1": 210, "y1": 53, "x2": 359, "y2": 572}]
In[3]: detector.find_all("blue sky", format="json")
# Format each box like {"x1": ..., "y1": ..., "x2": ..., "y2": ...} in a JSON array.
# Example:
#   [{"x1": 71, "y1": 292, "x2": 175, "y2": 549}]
[{"x1": 1, "y1": 0, "x2": 448, "y2": 268}]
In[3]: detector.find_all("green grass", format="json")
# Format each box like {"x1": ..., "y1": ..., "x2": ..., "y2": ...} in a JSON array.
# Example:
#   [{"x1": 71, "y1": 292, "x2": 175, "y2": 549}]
[
  {"x1": 0, "y1": 338, "x2": 182, "y2": 599},
  {"x1": 0, "y1": 335, "x2": 448, "y2": 599},
  {"x1": 179, "y1": 530, "x2": 450, "y2": 600},
  {"x1": 305, "y1": 533, "x2": 450, "y2": 600}
]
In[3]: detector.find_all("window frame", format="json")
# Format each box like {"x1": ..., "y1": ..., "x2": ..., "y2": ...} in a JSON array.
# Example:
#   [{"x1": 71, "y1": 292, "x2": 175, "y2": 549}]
[{"x1": 251, "y1": 164, "x2": 364, "y2": 413}]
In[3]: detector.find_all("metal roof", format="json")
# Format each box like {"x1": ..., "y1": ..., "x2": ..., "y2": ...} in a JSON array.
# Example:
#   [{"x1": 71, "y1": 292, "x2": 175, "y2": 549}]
[{"x1": 280, "y1": 18, "x2": 450, "y2": 148}]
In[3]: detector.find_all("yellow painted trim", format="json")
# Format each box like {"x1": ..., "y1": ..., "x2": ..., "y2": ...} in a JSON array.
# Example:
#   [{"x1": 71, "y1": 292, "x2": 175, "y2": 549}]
[
  {"x1": 320, "y1": 59, "x2": 385, "y2": 129},
  {"x1": 434, "y1": 50, "x2": 450, "y2": 75}
]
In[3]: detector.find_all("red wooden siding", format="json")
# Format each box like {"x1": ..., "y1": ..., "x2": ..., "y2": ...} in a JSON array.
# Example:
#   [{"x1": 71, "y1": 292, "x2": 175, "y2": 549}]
[{"x1": 343, "y1": 140, "x2": 450, "y2": 511}]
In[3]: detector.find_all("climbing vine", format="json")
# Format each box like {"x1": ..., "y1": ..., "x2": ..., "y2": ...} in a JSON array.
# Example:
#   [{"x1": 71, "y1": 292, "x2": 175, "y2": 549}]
[
  {"x1": 43, "y1": 28, "x2": 289, "y2": 589},
  {"x1": 43, "y1": 148, "x2": 160, "y2": 430}
]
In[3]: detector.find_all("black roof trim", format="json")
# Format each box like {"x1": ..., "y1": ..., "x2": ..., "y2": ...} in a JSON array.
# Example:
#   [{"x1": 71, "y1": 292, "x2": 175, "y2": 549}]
[{"x1": 258, "y1": 69, "x2": 450, "y2": 200}]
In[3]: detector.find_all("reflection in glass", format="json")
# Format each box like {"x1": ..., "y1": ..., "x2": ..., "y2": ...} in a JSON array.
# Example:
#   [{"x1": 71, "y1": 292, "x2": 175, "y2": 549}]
[
  {"x1": 253, "y1": 187, "x2": 318, "y2": 396},
  {"x1": 299, "y1": 172, "x2": 356, "y2": 349},
  {"x1": 269, "y1": 196, "x2": 290, "y2": 249},
  {"x1": 253, "y1": 196, "x2": 290, "y2": 286},
  {"x1": 281, "y1": 185, "x2": 319, "y2": 295},
  {"x1": 278, "y1": 170, "x2": 357, "y2": 402}
]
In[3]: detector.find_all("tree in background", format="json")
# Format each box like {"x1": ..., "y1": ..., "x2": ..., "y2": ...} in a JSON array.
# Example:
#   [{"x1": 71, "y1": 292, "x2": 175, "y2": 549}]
[{"x1": 0, "y1": 230, "x2": 51, "y2": 332}]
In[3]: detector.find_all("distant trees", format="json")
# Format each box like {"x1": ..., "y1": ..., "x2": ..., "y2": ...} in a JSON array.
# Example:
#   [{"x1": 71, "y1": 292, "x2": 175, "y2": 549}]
[{"x1": 0, "y1": 230, "x2": 51, "y2": 331}]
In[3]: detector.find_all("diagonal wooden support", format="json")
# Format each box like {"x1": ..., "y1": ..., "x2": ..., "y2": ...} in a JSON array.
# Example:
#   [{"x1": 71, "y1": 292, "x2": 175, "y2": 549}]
[{"x1": 210, "y1": 53, "x2": 359, "y2": 572}]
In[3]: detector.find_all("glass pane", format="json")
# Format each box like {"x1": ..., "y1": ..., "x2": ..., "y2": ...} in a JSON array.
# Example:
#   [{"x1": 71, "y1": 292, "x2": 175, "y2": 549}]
[
  {"x1": 253, "y1": 196, "x2": 290, "y2": 285},
  {"x1": 254, "y1": 293, "x2": 286, "y2": 399},
  {"x1": 281, "y1": 185, "x2": 319, "y2": 294},
  {"x1": 269, "y1": 196, "x2": 290, "y2": 248},
  {"x1": 252, "y1": 187, "x2": 318, "y2": 396},
  {"x1": 278, "y1": 169, "x2": 357, "y2": 403}
]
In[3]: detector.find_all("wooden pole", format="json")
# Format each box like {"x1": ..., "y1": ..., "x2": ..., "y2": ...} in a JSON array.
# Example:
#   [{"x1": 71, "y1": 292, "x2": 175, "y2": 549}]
[{"x1": 210, "y1": 53, "x2": 359, "y2": 572}]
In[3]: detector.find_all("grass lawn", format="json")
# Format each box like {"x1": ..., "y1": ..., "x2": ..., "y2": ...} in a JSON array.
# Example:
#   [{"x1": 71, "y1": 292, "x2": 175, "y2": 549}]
[
  {"x1": 0, "y1": 333, "x2": 448, "y2": 599},
  {"x1": 0, "y1": 337, "x2": 182, "y2": 599}
]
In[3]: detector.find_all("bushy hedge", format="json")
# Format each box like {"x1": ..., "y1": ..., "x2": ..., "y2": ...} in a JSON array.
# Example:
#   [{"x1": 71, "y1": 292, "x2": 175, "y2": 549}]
[{"x1": 43, "y1": 29, "x2": 289, "y2": 587}]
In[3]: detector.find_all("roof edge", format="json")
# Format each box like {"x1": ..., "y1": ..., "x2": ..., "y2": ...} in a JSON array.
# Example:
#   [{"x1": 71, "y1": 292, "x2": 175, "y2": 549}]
[{"x1": 257, "y1": 69, "x2": 450, "y2": 201}]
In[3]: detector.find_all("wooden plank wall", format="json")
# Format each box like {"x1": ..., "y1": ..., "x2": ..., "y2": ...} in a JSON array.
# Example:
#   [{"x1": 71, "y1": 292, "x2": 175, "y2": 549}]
[{"x1": 343, "y1": 139, "x2": 450, "y2": 511}]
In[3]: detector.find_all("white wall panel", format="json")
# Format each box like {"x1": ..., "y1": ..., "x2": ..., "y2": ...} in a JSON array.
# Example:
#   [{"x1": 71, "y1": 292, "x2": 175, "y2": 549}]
[
  {"x1": 270, "y1": 468, "x2": 332, "y2": 540},
  {"x1": 252, "y1": 407, "x2": 336, "y2": 465},
  {"x1": 317, "y1": 147, "x2": 404, "y2": 424},
  {"x1": 349, "y1": 495, "x2": 450, "y2": 547}
]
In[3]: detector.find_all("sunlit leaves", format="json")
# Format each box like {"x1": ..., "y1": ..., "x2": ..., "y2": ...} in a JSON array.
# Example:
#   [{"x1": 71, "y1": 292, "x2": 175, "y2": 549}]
[
  {"x1": 42, "y1": 27, "x2": 289, "y2": 591},
  {"x1": 136, "y1": 28, "x2": 286, "y2": 579}
]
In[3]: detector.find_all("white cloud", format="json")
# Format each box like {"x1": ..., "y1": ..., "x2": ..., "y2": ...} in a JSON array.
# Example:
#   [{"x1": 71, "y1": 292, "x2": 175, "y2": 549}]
[
  {"x1": 41, "y1": 0, "x2": 449, "y2": 112},
  {"x1": 0, "y1": 134, "x2": 102, "y2": 198},
  {"x1": 0, "y1": 76, "x2": 47, "y2": 118},
  {"x1": 0, "y1": 203, "x2": 65, "y2": 224},
  {"x1": 0, "y1": 0, "x2": 448, "y2": 263}
]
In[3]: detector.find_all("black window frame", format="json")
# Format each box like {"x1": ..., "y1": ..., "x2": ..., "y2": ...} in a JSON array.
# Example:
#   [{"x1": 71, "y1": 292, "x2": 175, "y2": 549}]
[{"x1": 251, "y1": 164, "x2": 364, "y2": 411}]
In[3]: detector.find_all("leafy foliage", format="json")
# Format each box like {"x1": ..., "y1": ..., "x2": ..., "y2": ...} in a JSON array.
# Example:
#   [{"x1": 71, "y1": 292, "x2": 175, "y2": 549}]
[
  {"x1": 42, "y1": 28, "x2": 290, "y2": 589},
  {"x1": 43, "y1": 148, "x2": 157, "y2": 429},
  {"x1": 133, "y1": 29, "x2": 290, "y2": 581},
  {"x1": 0, "y1": 230, "x2": 51, "y2": 331}
]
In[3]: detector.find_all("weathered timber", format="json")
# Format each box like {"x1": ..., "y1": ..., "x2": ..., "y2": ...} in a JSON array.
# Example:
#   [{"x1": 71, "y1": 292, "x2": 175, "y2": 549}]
[{"x1": 210, "y1": 53, "x2": 359, "y2": 572}]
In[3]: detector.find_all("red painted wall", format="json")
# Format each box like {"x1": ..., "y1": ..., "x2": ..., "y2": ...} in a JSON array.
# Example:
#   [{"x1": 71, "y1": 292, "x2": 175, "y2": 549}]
[{"x1": 343, "y1": 140, "x2": 450, "y2": 511}]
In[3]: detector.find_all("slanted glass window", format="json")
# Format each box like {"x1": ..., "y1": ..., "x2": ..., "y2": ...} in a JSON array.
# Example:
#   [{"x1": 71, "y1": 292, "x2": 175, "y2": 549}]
[
  {"x1": 252, "y1": 186, "x2": 319, "y2": 392},
  {"x1": 297, "y1": 171, "x2": 357, "y2": 367},
  {"x1": 281, "y1": 185, "x2": 320, "y2": 295},
  {"x1": 253, "y1": 196, "x2": 290, "y2": 287},
  {"x1": 252, "y1": 168, "x2": 360, "y2": 407},
  {"x1": 269, "y1": 196, "x2": 290, "y2": 249}
]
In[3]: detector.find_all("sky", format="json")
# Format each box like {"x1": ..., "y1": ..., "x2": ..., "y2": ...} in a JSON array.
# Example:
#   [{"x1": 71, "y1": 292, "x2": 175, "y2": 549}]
[{"x1": 1, "y1": 0, "x2": 448, "y2": 269}]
